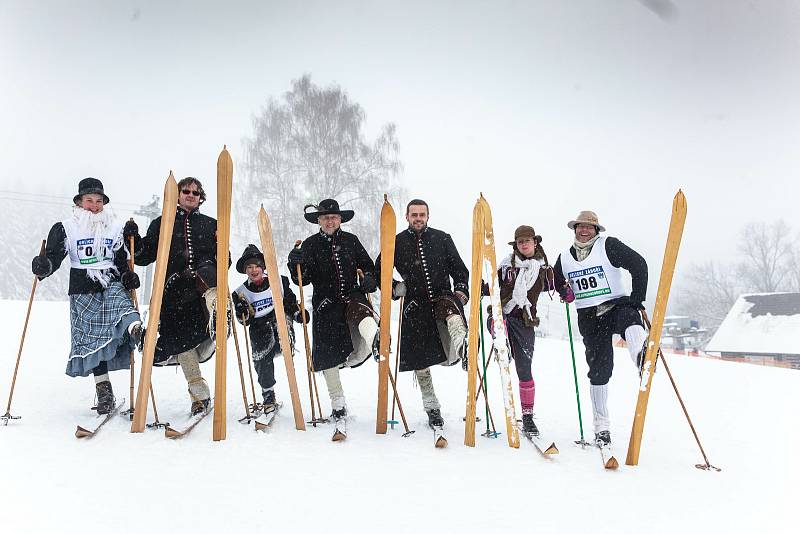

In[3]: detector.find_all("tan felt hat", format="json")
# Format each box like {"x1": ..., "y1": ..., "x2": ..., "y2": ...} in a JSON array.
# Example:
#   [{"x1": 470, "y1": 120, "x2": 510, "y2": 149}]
[{"x1": 567, "y1": 210, "x2": 605, "y2": 232}]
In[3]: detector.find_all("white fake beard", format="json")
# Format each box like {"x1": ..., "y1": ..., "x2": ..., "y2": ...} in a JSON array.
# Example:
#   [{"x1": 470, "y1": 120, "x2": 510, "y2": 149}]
[{"x1": 72, "y1": 205, "x2": 119, "y2": 287}]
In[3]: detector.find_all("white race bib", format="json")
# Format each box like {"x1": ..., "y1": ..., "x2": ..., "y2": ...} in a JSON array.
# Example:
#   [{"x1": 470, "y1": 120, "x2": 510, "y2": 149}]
[
  {"x1": 559, "y1": 236, "x2": 628, "y2": 309},
  {"x1": 62, "y1": 218, "x2": 123, "y2": 270},
  {"x1": 235, "y1": 282, "x2": 275, "y2": 319}
]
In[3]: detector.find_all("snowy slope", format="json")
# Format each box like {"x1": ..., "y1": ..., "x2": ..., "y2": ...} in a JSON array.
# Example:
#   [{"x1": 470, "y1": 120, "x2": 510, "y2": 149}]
[{"x1": 0, "y1": 299, "x2": 797, "y2": 534}]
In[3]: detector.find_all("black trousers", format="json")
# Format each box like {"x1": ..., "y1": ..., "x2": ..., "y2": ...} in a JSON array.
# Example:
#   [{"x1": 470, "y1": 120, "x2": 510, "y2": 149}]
[{"x1": 579, "y1": 304, "x2": 642, "y2": 385}]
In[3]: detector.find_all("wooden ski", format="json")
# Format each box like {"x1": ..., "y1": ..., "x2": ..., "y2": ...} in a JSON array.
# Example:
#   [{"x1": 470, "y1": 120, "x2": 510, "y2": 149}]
[
  {"x1": 213, "y1": 146, "x2": 233, "y2": 441},
  {"x1": 463, "y1": 199, "x2": 484, "y2": 447},
  {"x1": 376, "y1": 194, "x2": 395, "y2": 434},
  {"x1": 257, "y1": 205, "x2": 306, "y2": 431},
  {"x1": 76, "y1": 399, "x2": 125, "y2": 438},
  {"x1": 625, "y1": 190, "x2": 687, "y2": 465},
  {"x1": 131, "y1": 172, "x2": 178, "y2": 433},
  {"x1": 165, "y1": 406, "x2": 214, "y2": 439},
  {"x1": 479, "y1": 194, "x2": 520, "y2": 449}
]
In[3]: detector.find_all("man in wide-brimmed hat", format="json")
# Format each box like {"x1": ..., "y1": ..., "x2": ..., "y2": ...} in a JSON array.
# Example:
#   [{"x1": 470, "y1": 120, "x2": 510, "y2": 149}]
[
  {"x1": 553, "y1": 210, "x2": 649, "y2": 448},
  {"x1": 32, "y1": 178, "x2": 142, "y2": 415},
  {"x1": 231, "y1": 244, "x2": 305, "y2": 411},
  {"x1": 375, "y1": 198, "x2": 470, "y2": 437},
  {"x1": 287, "y1": 198, "x2": 379, "y2": 436},
  {"x1": 125, "y1": 176, "x2": 222, "y2": 416},
  {"x1": 483, "y1": 224, "x2": 554, "y2": 436}
]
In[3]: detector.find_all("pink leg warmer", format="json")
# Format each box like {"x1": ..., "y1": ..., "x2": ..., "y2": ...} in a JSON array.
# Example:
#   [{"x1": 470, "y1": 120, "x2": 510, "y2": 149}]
[{"x1": 519, "y1": 379, "x2": 535, "y2": 414}]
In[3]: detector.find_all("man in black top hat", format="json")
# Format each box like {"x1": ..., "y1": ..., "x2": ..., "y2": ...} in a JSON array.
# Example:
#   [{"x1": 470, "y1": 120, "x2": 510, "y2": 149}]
[
  {"x1": 232, "y1": 244, "x2": 305, "y2": 410},
  {"x1": 375, "y1": 198, "x2": 469, "y2": 431},
  {"x1": 287, "y1": 199, "x2": 379, "y2": 424},
  {"x1": 124, "y1": 177, "x2": 222, "y2": 415},
  {"x1": 32, "y1": 178, "x2": 142, "y2": 415}
]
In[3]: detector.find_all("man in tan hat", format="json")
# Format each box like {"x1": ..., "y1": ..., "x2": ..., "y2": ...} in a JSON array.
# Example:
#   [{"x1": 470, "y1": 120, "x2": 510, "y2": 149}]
[{"x1": 553, "y1": 210, "x2": 649, "y2": 448}]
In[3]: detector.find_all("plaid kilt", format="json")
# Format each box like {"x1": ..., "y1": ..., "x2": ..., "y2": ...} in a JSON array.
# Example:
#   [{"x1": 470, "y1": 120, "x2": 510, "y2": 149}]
[{"x1": 66, "y1": 281, "x2": 140, "y2": 377}]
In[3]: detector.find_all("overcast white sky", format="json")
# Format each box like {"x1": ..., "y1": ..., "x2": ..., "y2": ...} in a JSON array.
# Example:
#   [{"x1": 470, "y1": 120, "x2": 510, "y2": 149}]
[{"x1": 1, "y1": 0, "x2": 799, "y2": 304}]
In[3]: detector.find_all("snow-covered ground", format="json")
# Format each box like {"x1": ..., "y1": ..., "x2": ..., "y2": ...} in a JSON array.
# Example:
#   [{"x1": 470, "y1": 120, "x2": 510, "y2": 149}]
[{"x1": 1, "y1": 300, "x2": 797, "y2": 533}]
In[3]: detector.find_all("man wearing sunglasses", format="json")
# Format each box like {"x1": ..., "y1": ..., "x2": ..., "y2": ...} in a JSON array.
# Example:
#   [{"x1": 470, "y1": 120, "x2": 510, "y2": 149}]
[{"x1": 125, "y1": 177, "x2": 222, "y2": 416}]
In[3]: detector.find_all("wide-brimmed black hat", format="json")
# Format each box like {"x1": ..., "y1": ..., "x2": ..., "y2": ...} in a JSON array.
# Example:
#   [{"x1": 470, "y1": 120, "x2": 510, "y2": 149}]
[
  {"x1": 236, "y1": 244, "x2": 265, "y2": 274},
  {"x1": 73, "y1": 177, "x2": 110, "y2": 205},
  {"x1": 303, "y1": 199, "x2": 354, "y2": 224}
]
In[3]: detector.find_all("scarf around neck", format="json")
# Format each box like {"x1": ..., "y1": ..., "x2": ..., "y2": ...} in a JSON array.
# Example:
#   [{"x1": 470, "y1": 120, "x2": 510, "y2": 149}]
[
  {"x1": 573, "y1": 234, "x2": 600, "y2": 261},
  {"x1": 71, "y1": 205, "x2": 121, "y2": 287},
  {"x1": 499, "y1": 252, "x2": 544, "y2": 319}
]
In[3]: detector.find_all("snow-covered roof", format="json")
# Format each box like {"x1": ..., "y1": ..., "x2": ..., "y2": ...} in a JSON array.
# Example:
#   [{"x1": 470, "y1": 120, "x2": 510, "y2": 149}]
[{"x1": 705, "y1": 292, "x2": 800, "y2": 355}]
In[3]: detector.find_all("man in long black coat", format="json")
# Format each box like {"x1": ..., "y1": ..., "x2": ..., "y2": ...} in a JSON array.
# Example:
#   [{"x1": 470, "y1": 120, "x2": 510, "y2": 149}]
[
  {"x1": 124, "y1": 177, "x2": 220, "y2": 415},
  {"x1": 375, "y1": 199, "x2": 469, "y2": 430},
  {"x1": 288, "y1": 199, "x2": 379, "y2": 422}
]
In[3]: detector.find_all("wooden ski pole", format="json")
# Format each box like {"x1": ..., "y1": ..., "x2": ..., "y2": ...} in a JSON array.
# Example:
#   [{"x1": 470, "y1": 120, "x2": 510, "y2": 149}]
[
  {"x1": 240, "y1": 317, "x2": 259, "y2": 411},
  {"x1": 387, "y1": 363, "x2": 414, "y2": 437},
  {"x1": 295, "y1": 240, "x2": 325, "y2": 424},
  {"x1": 126, "y1": 232, "x2": 138, "y2": 418},
  {"x1": 389, "y1": 296, "x2": 403, "y2": 426},
  {"x1": 475, "y1": 363, "x2": 498, "y2": 436},
  {"x1": 127, "y1": 232, "x2": 166, "y2": 428},
  {"x1": 641, "y1": 311, "x2": 720, "y2": 471},
  {"x1": 2, "y1": 240, "x2": 45, "y2": 425},
  {"x1": 229, "y1": 298, "x2": 252, "y2": 422}
]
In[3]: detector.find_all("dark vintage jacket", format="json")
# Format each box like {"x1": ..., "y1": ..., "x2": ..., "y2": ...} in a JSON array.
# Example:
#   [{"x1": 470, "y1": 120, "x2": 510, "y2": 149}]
[
  {"x1": 289, "y1": 228, "x2": 375, "y2": 371},
  {"x1": 376, "y1": 227, "x2": 469, "y2": 371},
  {"x1": 133, "y1": 206, "x2": 218, "y2": 363}
]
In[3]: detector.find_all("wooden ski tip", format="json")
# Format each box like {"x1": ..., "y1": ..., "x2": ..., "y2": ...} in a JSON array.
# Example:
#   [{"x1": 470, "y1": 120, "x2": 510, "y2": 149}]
[
  {"x1": 255, "y1": 420, "x2": 269, "y2": 432},
  {"x1": 223, "y1": 144, "x2": 227, "y2": 150},
  {"x1": 164, "y1": 426, "x2": 182, "y2": 439},
  {"x1": 435, "y1": 436, "x2": 448, "y2": 448},
  {"x1": 75, "y1": 426, "x2": 93, "y2": 438},
  {"x1": 605, "y1": 456, "x2": 619, "y2": 470},
  {"x1": 383, "y1": 193, "x2": 388, "y2": 202},
  {"x1": 332, "y1": 430, "x2": 347, "y2": 442},
  {"x1": 544, "y1": 443, "x2": 559, "y2": 455}
]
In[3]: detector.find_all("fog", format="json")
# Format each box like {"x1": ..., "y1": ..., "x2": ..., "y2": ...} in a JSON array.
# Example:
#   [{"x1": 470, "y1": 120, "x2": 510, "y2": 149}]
[{"x1": 2, "y1": 0, "x2": 798, "y2": 308}]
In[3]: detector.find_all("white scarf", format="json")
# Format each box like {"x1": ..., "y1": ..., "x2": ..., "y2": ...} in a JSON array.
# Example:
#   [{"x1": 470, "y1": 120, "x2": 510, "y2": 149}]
[
  {"x1": 71, "y1": 205, "x2": 121, "y2": 287},
  {"x1": 573, "y1": 234, "x2": 600, "y2": 261},
  {"x1": 499, "y1": 253, "x2": 544, "y2": 319}
]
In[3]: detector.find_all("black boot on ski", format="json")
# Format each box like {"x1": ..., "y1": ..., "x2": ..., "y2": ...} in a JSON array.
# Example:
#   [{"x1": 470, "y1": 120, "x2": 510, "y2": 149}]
[
  {"x1": 331, "y1": 407, "x2": 347, "y2": 421},
  {"x1": 262, "y1": 389, "x2": 277, "y2": 411},
  {"x1": 426, "y1": 408, "x2": 445, "y2": 429},
  {"x1": 522, "y1": 413, "x2": 539, "y2": 436},
  {"x1": 595, "y1": 430, "x2": 611, "y2": 447},
  {"x1": 94, "y1": 381, "x2": 115, "y2": 415},
  {"x1": 191, "y1": 398, "x2": 210, "y2": 416}
]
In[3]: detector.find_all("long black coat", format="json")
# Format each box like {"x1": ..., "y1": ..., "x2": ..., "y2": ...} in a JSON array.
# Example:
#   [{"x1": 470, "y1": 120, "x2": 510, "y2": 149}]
[
  {"x1": 134, "y1": 206, "x2": 218, "y2": 363},
  {"x1": 376, "y1": 227, "x2": 469, "y2": 371},
  {"x1": 290, "y1": 229, "x2": 375, "y2": 371}
]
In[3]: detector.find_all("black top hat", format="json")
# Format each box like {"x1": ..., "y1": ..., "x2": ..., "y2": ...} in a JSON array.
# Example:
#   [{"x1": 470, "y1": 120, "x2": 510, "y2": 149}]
[
  {"x1": 73, "y1": 177, "x2": 110, "y2": 205},
  {"x1": 303, "y1": 199, "x2": 354, "y2": 224},
  {"x1": 236, "y1": 244, "x2": 265, "y2": 274}
]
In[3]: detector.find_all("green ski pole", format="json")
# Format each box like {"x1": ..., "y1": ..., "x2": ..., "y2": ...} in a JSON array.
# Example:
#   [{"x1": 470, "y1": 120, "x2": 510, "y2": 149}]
[
  {"x1": 478, "y1": 300, "x2": 494, "y2": 437},
  {"x1": 566, "y1": 302, "x2": 590, "y2": 447}
]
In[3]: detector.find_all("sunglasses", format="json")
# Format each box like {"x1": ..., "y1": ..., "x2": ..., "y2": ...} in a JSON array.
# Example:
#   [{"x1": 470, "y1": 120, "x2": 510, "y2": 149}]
[{"x1": 181, "y1": 189, "x2": 201, "y2": 196}]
